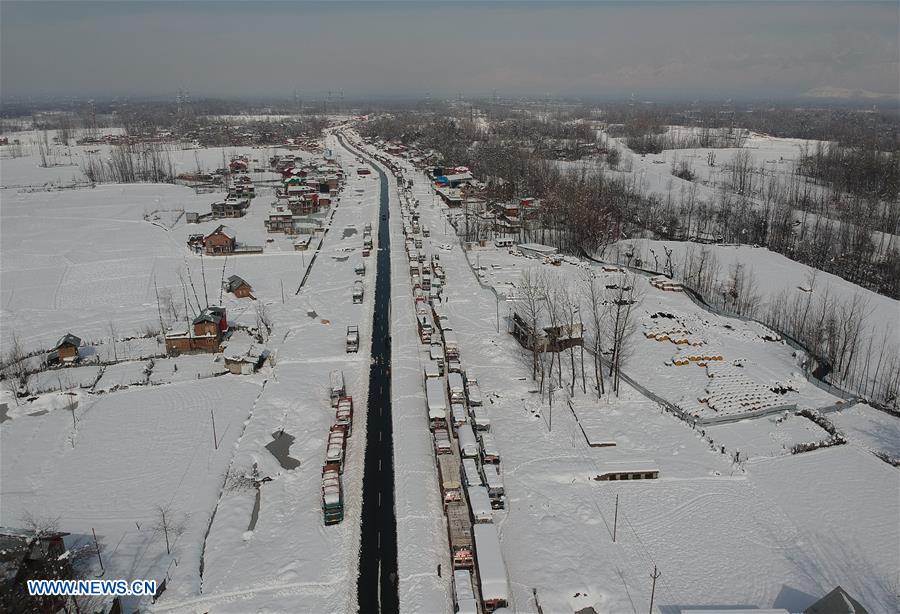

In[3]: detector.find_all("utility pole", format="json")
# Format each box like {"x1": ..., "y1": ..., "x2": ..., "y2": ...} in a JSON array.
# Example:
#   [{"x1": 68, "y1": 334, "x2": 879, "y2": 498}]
[
  {"x1": 211, "y1": 408, "x2": 218, "y2": 450},
  {"x1": 92, "y1": 528, "x2": 104, "y2": 575},
  {"x1": 613, "y1": 494, "x2": 619, "y2": 542},
  {"x1": 649, "y1": 565, "x2": 661, "y2": 614}
]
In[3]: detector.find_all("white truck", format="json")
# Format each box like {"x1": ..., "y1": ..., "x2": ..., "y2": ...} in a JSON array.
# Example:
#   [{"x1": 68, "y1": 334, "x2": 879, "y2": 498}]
[
  {"x1": 346, "y1": 325, "x2": 359, "y2": 353},
  {"x1": 462, "y1": 457, "x2": 482, "y2": 487},
  {"x1": 471, "y1": 406, "x2": 491, "y2": 432},
  {"x1": 479, "y1": 432, "x2": 500, "y2": 464},
  {"x1": 467, "y1": 485, "x2": 494, "y2": 523},
  {"x1": 447, "y1": 372, "x2": 466, "y2": 405},
  {"x1": 425, "y1": 377, "x2": 448, "y2": 429},
  {"x1": 329, "y1": 370, "x2": 345, "y2": 407},
  {"x1": 457, "y1": 423, "x2": 479, "y2": 459},
  {"x1": 451, "y1": 402, "x2": 469, "y2": 428},
  {"x1": 352, "y1": 280, "x2": 364, "y2": 304},
  {"x1": 483, "y1": 463, "x2": 505, "y2": 509}
]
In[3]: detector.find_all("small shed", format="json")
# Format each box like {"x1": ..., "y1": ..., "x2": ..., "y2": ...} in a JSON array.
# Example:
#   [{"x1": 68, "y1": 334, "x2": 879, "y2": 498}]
[
  {"x1": 53, "y1": 333, "x2": 81, "y2": 363},
  {"x1": 224, "y1": 275, "x2": 254, "y2": 299}
]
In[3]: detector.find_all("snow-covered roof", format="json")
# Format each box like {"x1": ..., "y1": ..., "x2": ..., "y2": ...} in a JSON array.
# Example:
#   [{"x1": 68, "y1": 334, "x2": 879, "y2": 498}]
[
  {"x1": 472, "y1": 523, "x2": 509, "y2": 602},
  {"x1": 55, "y1": 333, "x2": 81, "y2": 349}
]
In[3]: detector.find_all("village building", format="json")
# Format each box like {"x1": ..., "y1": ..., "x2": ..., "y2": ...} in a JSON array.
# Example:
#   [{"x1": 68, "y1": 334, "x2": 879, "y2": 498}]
[
  {"x1": 224, "y1": 275, "x2": 253, "y2": 299},
  {"x1": 210, "y1": 196, "x2": 250, "y2": 218},
  {"x1": 165, "y1": 306, "x2": 227, "y2": 354},
  {"x1": 509, "y1": 299, "x2": 583, "y2": 353},
  {"x1": 222, "y1": 336, "x2": 269, "y2": 375},
  {"x1": 49, "y1": 333, "x2": 81, "y2": 364},
  {"x1": 205, "y1": 225, "x2": 236, "y2": 255}
]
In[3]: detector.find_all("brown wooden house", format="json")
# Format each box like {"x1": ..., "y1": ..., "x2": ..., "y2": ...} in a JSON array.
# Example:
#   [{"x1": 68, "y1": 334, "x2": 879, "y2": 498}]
[
  {"x1": 50, "y1": 333, "x2": 81, "y2": 364},
  {"x1": 165, "y1": 307, "x2": 227, "y2": 354},
  {"x1": 205, "y1": 225, "x2": 236, "y2": 255},
  {"x1": 225, "y1": 275, "x2": 254, "y2": 299}
]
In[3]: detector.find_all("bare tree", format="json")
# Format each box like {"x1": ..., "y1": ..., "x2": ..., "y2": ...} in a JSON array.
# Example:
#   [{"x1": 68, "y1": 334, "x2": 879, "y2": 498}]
[
  {"x1": 255, "y1": 303, "x2": 273, "y2": 341},
  {"x1": 517, "y1": 267, "x2": 547, "y2": 382},
  {"x1": 153, "y1": 505, "x2": 188, "y2": 556},
  {"x1": 606, "y1": 272, "x2": 641, "y2": 395},
  {"x1": 581, "y1": 271, "x2": 607, "y2": 399}
]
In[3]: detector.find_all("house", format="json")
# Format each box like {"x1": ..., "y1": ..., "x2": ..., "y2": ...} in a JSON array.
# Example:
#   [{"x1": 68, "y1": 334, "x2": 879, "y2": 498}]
[
  {"x1": 293, "y1": 236, "x2": 312, "y2": 251},
  {"x1": 224, "y1": 275, "x2": 253, "y2": 299},
  {"x1": 165, "y1": 307, "x2": 227, "y2": 354},
  {"x1": 50, "y1": 333, "x2": 81, "y2": 364},
  {"x1": 205, "y1": 225, "x2": 236, "y2": 255},
  {"x1": 210, "y1": 197, "x2": 250, "y2": 218},
  {"x1": 0, "y1": 527, "x2": 73, "y2": 613},
  {"x1": 509, "y1": 299, "x2": 583, "y2": 353},
  {"x1": 222, "y1": 338, "x2": 269, "y2": 374}
]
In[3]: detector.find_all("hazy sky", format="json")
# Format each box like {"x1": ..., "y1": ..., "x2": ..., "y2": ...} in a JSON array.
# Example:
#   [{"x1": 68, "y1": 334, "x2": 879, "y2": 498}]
[{"x1": 1, "y1": 1, "x2": 898, "y2": 100}]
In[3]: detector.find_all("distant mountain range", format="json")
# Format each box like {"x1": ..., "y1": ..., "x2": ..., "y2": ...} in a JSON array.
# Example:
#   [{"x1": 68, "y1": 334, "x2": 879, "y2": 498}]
[{"x1": 802, "y1": 87, "x2": 897, "y2": 101}]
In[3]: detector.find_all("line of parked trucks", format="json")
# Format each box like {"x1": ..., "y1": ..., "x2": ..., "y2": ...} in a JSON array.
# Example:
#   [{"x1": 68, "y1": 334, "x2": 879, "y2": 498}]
[
  {"x1": 389, "y1": 158, "x2": 509, "y2": 614},
  {"x1": 322, "y1": 369, "x2": 355, "y2": 525}
]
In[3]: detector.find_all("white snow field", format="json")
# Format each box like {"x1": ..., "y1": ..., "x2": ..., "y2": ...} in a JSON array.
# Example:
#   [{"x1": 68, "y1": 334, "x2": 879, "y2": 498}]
[
  {"x1": 0, "y1": 377, "x2": 262, "y2": 611},
  {"x1": 1, "y1": 131, "x2": 381, "y2": 611},
  {"x1": 369, "y1": 138, "x2": 900, "y2": 614}
]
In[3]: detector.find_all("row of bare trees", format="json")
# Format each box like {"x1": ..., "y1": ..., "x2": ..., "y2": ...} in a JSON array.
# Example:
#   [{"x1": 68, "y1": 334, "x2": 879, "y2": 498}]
[{"x1": 517, "y1": 267, "x2": 642, "y2": 403}]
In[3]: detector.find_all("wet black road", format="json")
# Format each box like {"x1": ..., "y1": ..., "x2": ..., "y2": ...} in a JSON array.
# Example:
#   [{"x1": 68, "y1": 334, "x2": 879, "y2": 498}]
[{"x1": 337, "y1": 132, "x2": 399, "y2": 613}]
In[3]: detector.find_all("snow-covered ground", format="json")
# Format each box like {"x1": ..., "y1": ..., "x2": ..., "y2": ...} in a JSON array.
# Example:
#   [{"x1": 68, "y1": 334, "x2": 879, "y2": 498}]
[
  {"x1": 371, "y1": 141, "x2": 900, "y2": 613},
  {"x1": 1, "y1": 131, "x2": 382, "y2": 611}
]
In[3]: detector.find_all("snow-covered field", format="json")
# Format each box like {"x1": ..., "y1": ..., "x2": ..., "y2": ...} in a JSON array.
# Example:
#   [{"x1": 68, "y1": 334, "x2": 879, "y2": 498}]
[
  {"x1": 1, "y1": 131, "x2": 382, "y2": 611},
  {"x1": 374, "y1": 141, "x2": 900, "y2": 614}
]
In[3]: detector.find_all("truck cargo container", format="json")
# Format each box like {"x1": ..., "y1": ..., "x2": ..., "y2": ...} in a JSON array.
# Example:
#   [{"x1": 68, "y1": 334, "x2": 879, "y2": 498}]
[
  {"x1": 473, "y1": 524, "x2": 510, "y2": 612},
  {"x1": 466, "y1": 381, "x2": 484, "y2": 407},
  {"x1": 447, "y1": 500, "x2": 474, "y2": 570},
  {"x1": 453, "y1": 570, "x2": 479, "y2": 614},
  {"x1": 335, "y1": 396, "x2": 353, "y2": 437},
  {"x1": 462, "y1": 457, "x2": 483, "y2": 488},
  {"x1": 458, "y1": 424, "x2": 479, "y2": 458},
  {"x1": 425, "y1": 378, "x2": 448, "y2": 427},
  {"x1": 438, "y1": 454, "x2": 463, "y2": 504},
  {"x1": 448, "y1": 372, "x2": 466, "y2": 404},
  {"x1": 424, "y1": 361, "x2": 441, "y2": 380},
  {"x1": 467, "y1": 486, "x2": 494, "y2": 524}
]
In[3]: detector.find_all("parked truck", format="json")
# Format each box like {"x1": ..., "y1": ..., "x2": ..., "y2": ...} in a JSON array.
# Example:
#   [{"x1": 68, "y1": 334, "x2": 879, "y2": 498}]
[
  {"x1": 447, "y1": 372, "x2": 466, "y2": 405},
  {"x1": 329, "y1": 370, "x2": 345, "y2": 407},
  {"x1": 326, "y1": 424, "x2": 348, "y2": 471},
  {"x1": 322, "y1": 463, "x2": 344, "y2": 525},
  {"x1": 346, "y1": 325, "x2": 359, "y2": 352},
  {"x1": 483, "y1": 463, "x2": 505, "y2": 509},
  {"x1": 352, "y1": 280, "x2": 364, "y2": 304},
  {"x1": 335, "y1": 396, "x2": 353, "y2": 437}
]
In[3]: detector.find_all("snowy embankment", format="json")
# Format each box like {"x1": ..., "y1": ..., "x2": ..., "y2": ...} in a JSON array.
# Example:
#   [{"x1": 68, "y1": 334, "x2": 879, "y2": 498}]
[{"x1": 377, "y1": 146, "x2": 899, "y2": 613}]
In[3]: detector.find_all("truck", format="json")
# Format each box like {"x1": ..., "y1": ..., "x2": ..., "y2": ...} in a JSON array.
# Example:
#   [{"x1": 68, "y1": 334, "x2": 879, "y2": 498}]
[
  {"x1": 322, "y1": 463, "x2": 344, "y2": 525},
  {"x1": 457, "y1": 423, "x2": 479, "y2": 459},
  {"x1": 479, "y1": 432, "x2": 500, "y2": 464},
  {"x1": 433, "y1": 427, "x2": 453, "y2": 455},
  {"x1": 465, "y1": 377, "x2": 483, "y2": 407},
  {"x1": 438, "y1": 454, "x2": 462, "y2": 504},
  {"x1": 462, "y1": 457, "x2": 482, "y2": 487},
  {"x1": 329, "y1": 370, "x2": 345, "y2": 407},
  {"x1": 483, "y1": 463, "x2": 505, "y2": 509},
  {"x1": 355, "y1": 260, "x2": 366, "y2": 275},
  {"x1": 325, "y1": 424, "x2": 348, "y2": 471},
  {"x1": 446, "y1": 500, "x2": 474, "y2": 570},
  {"x1": 352, "y1": 280, "x2": 364, "y2": 304},
  {"x1": 363, "y1": 233, "x2": 373, "y2": 250},
  {"x1": 451, "y1": 402, "x2": 469, "y2": 428},
  {"x1": 335, "y1": 396, "x2": 353, "y2": 437},
  {"x1": 447, "y1": 372, "x2": 466, "y2": 404},
  {"x1": 473, "y1": 524, "x2": 510, "y2": 612},
  {"x1": 453, "y1": 570, "x2": 478, "y2": 614},
  {"x1": 429, "y1": 343, "x2": 445, "y2": 373},
  {"x1": 346, "y1": 325, "x2": 359, "y2": 353},
  {"x1": 471, "y1": 406, "x2": 491, "y2": 432},
  {"x1": 424, "y1": 361, "x2": 442, "y2": 380},
  {"x1": 443, "y1": 331, "x2": 460, "y2": 360},
  {"x1": 467, "y1": 486, "x2": 494, "y2": 524},
  {"x1": 425, "y1": 378, "x2": 448, "y2": 428}
]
